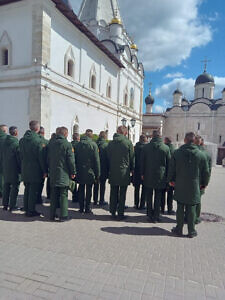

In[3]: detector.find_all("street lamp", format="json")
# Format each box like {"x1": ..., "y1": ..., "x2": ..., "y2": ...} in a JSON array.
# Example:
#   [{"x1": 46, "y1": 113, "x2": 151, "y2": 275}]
[
  {"x1": 121, "y1": 118, "x2": 136, "y2": 140},
  {"x1": 121, "y1": 118, "x2": 127, "y2": 127}
]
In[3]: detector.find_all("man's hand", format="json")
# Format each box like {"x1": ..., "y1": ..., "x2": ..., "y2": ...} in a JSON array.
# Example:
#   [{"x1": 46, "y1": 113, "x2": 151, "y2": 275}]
[
  {"x1": 43, "y1": 173, "x2": 48, "y2": 179},
  {"x1": 169, "y1": 182, "x2": 175, "y2": 187},
  {"x1": 200, "y1": 185, "x2": 206, "y2": 190},
  {"x1": 71, "y1": 174, "x2": 76, "y2": 180}
]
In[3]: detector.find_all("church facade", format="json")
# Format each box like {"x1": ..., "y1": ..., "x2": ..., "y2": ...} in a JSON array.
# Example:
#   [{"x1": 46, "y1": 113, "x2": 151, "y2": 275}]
[
  {"x1": 143, "y1": 70, "x2": 225, "y2": 149},
  {"x1": 0, "y1": 0, "x2": 144, "y2": 141}
]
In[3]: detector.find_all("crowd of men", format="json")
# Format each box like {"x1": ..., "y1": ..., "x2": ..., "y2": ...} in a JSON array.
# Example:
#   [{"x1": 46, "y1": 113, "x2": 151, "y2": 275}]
[{"x1": 0, "y1": 121, "x2": 211, "y2": 238}]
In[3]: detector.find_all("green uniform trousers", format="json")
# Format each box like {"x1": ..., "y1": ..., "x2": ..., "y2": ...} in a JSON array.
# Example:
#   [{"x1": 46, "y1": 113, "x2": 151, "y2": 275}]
[
  {"x1": 78, "y1": 184, "x2": 93, "y2": 212},
  {"x1": 161, "y1": 186, "x2": 174, "y2": 213},
  {"x1": 0, "y1": 173, "x2": 3, "y2": 197},
  {"x1": 93, "y1": 181, "x2": 106, "y2": 204},
  {"x1": 196, "y1": 201, "x2": 201, "y2": 223},
  {"x1": 109, "y1": 185, "x2": 128, "y2": 216},
  {"x1": 134, "y1": 184, "x2": 146, "y2": 209},
  {"x1": 176, "y1": 202, "x2": 196, "y2": 235},
  {"x1": 145, "y1": 188, "x2": 162, "y2": 219},
  {"x1": 50, "y1": 186, "x2": 68, "y2": 219},
  {"x1": 3, "y1": 182, "x2": 19, "y2": 209},
  {"x1": 24, "y1": 182, "x2": 40, "y2": 214}
]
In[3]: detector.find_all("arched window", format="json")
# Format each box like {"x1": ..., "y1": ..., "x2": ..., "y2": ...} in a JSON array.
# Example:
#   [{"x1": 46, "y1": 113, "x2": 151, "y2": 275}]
[
  {"x1": 106, "y1": 79, "x2": 111, "y2": 98},
  {"x1": 130, "y1": 88, "x2": 134, "y2": 109},
  {"x1": 1, "y1": 48, "x2": 8, "y2": 66},
  {"x1": 176, "y1": 134, "x2": 179, "y2": 142},
  {"x1": 124, "y1": 93, "x2": 128, "y2": 106},
  {"x1": 202, "y1": 88, "x2": 204, "y2": 98},
  {"x1": 91, "y1": 74, "x2": 96, "y2": 90},
  {"x1": 67, "y1": 59, "x2": 74, "y2": 77}
]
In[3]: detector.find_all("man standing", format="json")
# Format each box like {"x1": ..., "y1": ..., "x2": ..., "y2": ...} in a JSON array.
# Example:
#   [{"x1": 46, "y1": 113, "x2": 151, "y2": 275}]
[
  {"x1": 76, "y1": 129, "x2": 100, "y2": 214},
  {"x1": 93, "y1": 131, "x2": 108, "y2": 206},
  {"x1": 133, "y1": 134, "x2": 148, "y2": 210},
  {"x1": 19, "y1": 121, "x2": 47, "y2": 217},
  {"x1": 71, "y1": 133, "x2": 80, "y2": 203},
  {"x1": 2, "y1": 126, "x2": 21, "y2": 211},
  {"x1": 47, "y1": 127, "x2": 76, "y2": 221},
  {"x1": 194, "y1": 135, "x2": 212, "y2": 224},
  {"x1": 141, "y1": 130, "x2": 171, "y2": 223},
  {"x1": 107, "y1": 126, "x2": 135, "y2": 220},
  {"x1": 161, "y1": 137, "x2": 175, "y2": 215},
  {"x1": 0, "y1": 124, "x2": 8, "y2": 198},
  {"x1": 169, "y1": 132, "x2": 210, "y2": 238},
  {"x1": 37, "y1": 126, "x2": 49, "y2": 204}
]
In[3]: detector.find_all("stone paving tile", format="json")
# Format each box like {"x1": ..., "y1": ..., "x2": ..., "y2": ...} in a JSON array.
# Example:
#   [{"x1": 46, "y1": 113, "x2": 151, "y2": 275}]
[{"x1": 0, "y1": 167, "x2": 224, "y2": 299}]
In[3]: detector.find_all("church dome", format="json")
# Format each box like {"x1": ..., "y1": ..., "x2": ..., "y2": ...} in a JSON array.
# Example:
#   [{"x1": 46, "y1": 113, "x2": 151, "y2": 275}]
[
  {"x1": 110, "y1": 17, "x2": 122, "y2": 25},
  {"x1": 145, "y1": 93, "x2": 154, "y2": 105},
  {"x1": 195, "y1": 71, "x2": 214, "y2": 85},
  {"x1": 131, "y1": 43, "x2": 138, "y2": 50},
  {"x1": 173, "y1": 89, "x2": 182, "y2": 95}
]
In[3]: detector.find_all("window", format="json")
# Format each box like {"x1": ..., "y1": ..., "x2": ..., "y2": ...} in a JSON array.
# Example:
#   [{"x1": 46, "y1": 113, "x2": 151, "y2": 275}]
[
  {"x1": 219, "y1": 135, "x2": 222, "y2": 144},
  {"x1": 176, "y1": 134, "x2": 179, "y2": 142},
  {"x1": 67, "y1": 59, "x2": 74, "y2": 77},
  {"x1": 130, "y1": 88, "x2": 134, "y2": 109},
  {"x1": 124, "y1": 93, "x2": 128, "y2": 106},
  {"x1": 198, "y1": 122, "x2": 200, "y2": 130},
  {"x1": 202, "y1": 88, "x2": 204, "y2": 98},
  {"x1": 2, "y1": 48, "x2": 8, "y2": 65},
  {"x1": 106, "y1": 80, "x2": 111, "y2": 98},
  {"x1": 91, "y1": 75, "x2": 96, "y2": 90}
]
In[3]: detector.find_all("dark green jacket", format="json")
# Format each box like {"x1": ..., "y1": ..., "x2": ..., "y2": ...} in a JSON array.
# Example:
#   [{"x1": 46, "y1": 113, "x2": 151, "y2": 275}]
[
  {"x1": 75, "y1": 136, "x2": 100, "y2": 184},
  {"x1": 0, "y1": 130, "x2": 7, "y2": 171},
  {"x1": 199, "y1": 145, "x2": 212, "y2": 175},
  {"x1": 2, "y1": 135, "x2": 21, "y2": 183},
  {"x1": 97, "y1": 137, "x2": 108, "y2": 182},
  {"x1": 39, "y1": 135, "x2": 48, "y2": 167},
  {"x1": 107, "y1": 133, "x2": 135, "y2": 186},
  {"x1": 133, "y1": 141, "x2": 146, "y2": 185},
  {"x1": 168, "y1": 143, "x2": 210, "y2": 205},
  {"x1": 141, "y1": 137, "x2": 171, "y2": 189},
  {"x1": 71, "y1": 140, "x2": 79, "y2": 150},
  {"x1": 166, "y1": 142, "x2": 175, "y2": 156},
  {"x1": 19, "y1": 130, "x2": 46, "y2": 183},
  {"x1": 47, "y1": 135, "x2": 76, "y2": 187}
]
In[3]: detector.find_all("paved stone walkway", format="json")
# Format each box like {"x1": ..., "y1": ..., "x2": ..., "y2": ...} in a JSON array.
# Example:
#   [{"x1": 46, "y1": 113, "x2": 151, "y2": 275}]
[{"x1": 0, "y1": 167, "x2": 225, "y2": 299}]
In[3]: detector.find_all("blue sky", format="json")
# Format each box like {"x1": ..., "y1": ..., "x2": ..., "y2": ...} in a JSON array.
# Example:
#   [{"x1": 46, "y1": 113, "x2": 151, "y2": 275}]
[{"x1": 71, "y1": 0, "x2": 225, "y2": 112}]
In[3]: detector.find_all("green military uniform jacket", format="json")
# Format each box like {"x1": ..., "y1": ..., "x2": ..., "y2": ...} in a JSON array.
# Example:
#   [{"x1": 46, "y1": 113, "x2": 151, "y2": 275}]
[
  {"x1": 47, "y1": 135, "x2": 76, "y2": 187},
  {"x1": 71, "y1": 140, "x2": 79, "y2": 150},
  {"x1": 198, "y1": 145, "x2": 212, "y2": 195},
  {"x1": 0, "y1": 130, "x2": 7, "y2": 172},
  {"x1": 75, "y1": 136, "x2": 100, "y2": 185},
  {"x1": 96, "y1": 137, "x2": 108, "y2": 182},
  {"x1": 133, "y1": 141, "x2": 146, "y2": 185},
  {"x1": 168, "y1": 143, "x2": 210, "y2": 205},
  {"x1": 141, "y1": 137, "x2": 171, "y2": 189},
  {"x1": 2, "y1": 135, "x2": 20, "y2": 183},
  {"x1": 167, "y1": 142, "x2": 175, "y2": 156},
  {"x1": 19, "y1": 130, "x2": 46, "y2": 183},
  {"x1": 107, "y1": 133, "x2": 135, "y2": 186}
]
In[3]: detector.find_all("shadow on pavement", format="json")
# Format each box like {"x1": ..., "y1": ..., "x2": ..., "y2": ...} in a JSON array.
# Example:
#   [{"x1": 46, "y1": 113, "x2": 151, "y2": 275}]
[{"x1": 101, "y1": 226, "x2": 172, "y2": 236}]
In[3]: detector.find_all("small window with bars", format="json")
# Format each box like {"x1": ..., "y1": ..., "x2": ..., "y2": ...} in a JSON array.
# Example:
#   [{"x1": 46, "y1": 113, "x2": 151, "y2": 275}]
[{"x1": 1, "y1": 48, "x2": 9, "y2": 66}]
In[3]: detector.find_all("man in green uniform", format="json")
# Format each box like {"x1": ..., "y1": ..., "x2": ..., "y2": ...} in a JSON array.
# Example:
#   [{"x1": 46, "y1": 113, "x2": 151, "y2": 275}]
[
  {"x1": 161, "y1": 137, "x2": 176, "y2": 215},
  {"x1": 133, "y1": 134, "x2": 148, "y2": 210},
  {"x1": 47, "y1": 127, "x2": 76, "y2": 221},
  {"x1": 71, "y1": 133, "x2": 80, "y2": 203},
  {"x1": 93, "y1": 131, "x2": 108, "y2": 206},
  {"x1": 141, "y1": 130, "x2": 171, "y2": 223},
  {"x1": 107, "y1": 126, "x2": 135, "y2": 220},
  {"x1": 19, "y1": 121, "x2": 47, "y2": 217},
  {"x1": 76, "y1": 129, "x2": 100, "y2": 214},
  {"x1": 168, "y1": 132, "x2": 210, "y2": 238},
  {"x1": 37, "y1": 126, "x2": 49, "y2": 204},
  {"x1": 0, "y1": 124, "x2": 8, "y2": 198},
  {"x1": 194, "y1": 135, "x2": 212, "y2": 224},
  {"x1": 2, "y1": 126, "x2": 21, "y2": 211}
]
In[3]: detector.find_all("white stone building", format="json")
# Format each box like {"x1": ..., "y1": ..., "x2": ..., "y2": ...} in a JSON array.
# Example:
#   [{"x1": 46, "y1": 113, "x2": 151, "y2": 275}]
[
  {"x1": 0, "y1": 0, "x2": 144, "y2": 141},
  {"x1": 143, "y1": 70, "x2": 225, "y2": 148}
]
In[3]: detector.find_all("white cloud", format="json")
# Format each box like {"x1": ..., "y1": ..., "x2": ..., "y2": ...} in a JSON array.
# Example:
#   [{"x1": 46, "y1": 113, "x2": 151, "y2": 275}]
[
  {"x1": 154, "y1": 76, "x2": 225, "y2": 109},
  {"x1": 70, "y1": 0, "x2": 212, "y2": 72},
  {"x1": 165, "y1": 72, "x2": 184, "y2": 79},
  {"x1": 154, "y1": 105, "x2": 165, "y2": 113}
]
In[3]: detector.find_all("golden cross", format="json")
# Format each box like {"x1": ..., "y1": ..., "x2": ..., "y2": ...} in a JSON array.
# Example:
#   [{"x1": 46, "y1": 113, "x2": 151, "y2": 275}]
[{"x1": 201, "y1": 57, "x2": 211, "y2": 72}]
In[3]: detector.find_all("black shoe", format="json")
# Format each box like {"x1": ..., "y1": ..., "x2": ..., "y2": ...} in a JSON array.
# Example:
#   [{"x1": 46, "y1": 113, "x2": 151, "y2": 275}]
[
  {"x1": 3, "y1": 206, "x2": 8, "y2": 211},
  {"x1": 147, "y1": 216, "x2": 154, "y2": 222},
  {"x1": 161, "y1": 210, "x2": 165, "y2": 214},
  {"x1": 156, "y1": 217, "x2": 162, "y2": 223},
  {"x1": 59, "y1": 216, "x2": 71, "y2": 222},
  {"x1": 26, "y1": 211, "x2": 41, "y2": 217},
  {"x1": 117, "y1": 215, "x2": 127, "y2": 221},
  {"x1": 195, "y1": 219, "x2": 201, "y2": 224},
  {"x1": 171, "y1": 227, "x2": 183, "y2": 237},
  {"x1": 93, "y1": 202, "x2": 98, "y2": 206},
  {"x1": 124, "y1": 205, "x2": 128, "y2": 209},
  {"x1": 9, "y1": 207, "x2": 20, "y2": 212},
  {"x1": 99, "y1": 201, "x2": 108, "y2": 207},
  {"x1": 139, "y1": 206, "x2": 146, "y2": 210},
  {"x1": 188, "y1": 231, "x2": 197, "y2": 238},
  {"x1": 85, "y1": 209, "x2": 93, "y2": 214},
  {"x1": 79, "y1": 209, "x2": 84, "y2": 214},
  {"x1": 20, "y1": 207, "x2": 25, "y2": 211},
  {"x1": 111, "y1": 213, "x2": 116, "y2": 220},
  {"x1": 168, "y1": 210, "x2": 176, "y2": 215}
]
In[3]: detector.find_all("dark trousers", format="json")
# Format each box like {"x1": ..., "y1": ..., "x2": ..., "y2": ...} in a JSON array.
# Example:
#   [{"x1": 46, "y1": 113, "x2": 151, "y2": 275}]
[
  {"x1": 46, "y1": 177, "x2": 51, "y2": 199},
  {"x1": 93, "y1": 181, "x2": 106, "y2": 204},
  {"x1": 134, "y1": 184, "x2": 146, "y2": 208},
  {"x1": 109, "y1": 185, "x2": 128, "y2": 216},
  {"x1": 161, "y1": 186, "x2": 174, "y2": 212},
  {"x1": 50, "y1": 186, "x2": 68, "y2": 219},
  {"x1": 3, "y1": 182, "x2": 19, "y2": 209},
  {"x1": 176, "y1": 202, "x2": 196, "y2": 235},
  {"x1": 196, "y1": 201, "x2": 201, "y2": 223},
  {"x1": 0, "y1": 173, "x2": 3, "y2": 197},
  {"x1": 37, "y1": 179, "x2": 45, "y2": 204},
  {"x1": 72, "y1": 182, "x2": 79, "y2": 203},
  {"x1": 79, "y1": 184, "x2": 93, "y2": 212},
  {"x1": 145, "y1": 188, "x2": 162, "y2": 219},
  {"x1": 24, "y1": 182, "x2": 40, "y2": 214}
]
